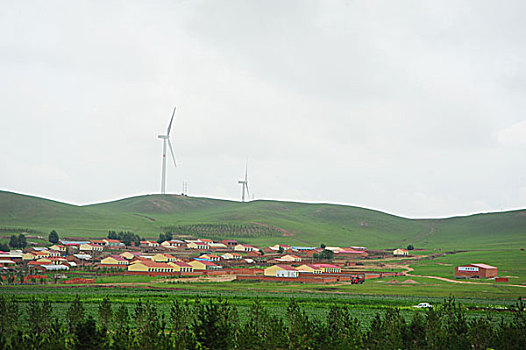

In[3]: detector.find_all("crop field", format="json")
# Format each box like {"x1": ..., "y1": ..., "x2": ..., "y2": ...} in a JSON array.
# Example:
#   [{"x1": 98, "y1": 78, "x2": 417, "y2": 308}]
[{"x1": 0, "y1": 283, "x2": 519, "y2": 328}]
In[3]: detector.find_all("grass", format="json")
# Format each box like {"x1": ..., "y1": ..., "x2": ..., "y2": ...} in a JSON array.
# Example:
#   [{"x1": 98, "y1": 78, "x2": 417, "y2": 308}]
[
  {"x1": 410, "y1": 249, "x2": 526, "y2": 284},
  {"x1": 1, "y1": 191, "x2": 525, "y2": 249},
  {"x1": 1, "y1": 284, "x2": 520, "y2": 326}
]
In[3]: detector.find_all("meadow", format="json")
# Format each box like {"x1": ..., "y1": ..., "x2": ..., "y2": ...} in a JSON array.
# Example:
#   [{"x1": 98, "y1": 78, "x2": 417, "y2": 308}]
[{"x1": 2, "y1": 190, "x2": 526, "y2": 250}]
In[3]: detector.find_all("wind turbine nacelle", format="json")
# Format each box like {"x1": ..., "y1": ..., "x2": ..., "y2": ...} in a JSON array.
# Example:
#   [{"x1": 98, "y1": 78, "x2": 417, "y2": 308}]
[
  {"x1": 238, "y1": 180, "x2": 246, "y2": 184},
  {"x1": 158, "y1": 135, "x2": 168, "y2": 139}
]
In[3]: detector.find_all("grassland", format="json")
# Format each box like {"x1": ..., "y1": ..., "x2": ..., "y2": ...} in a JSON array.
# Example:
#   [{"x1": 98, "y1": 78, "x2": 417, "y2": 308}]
[{"x1": 1, "y1": 191, "x2": 525, "y2": 249}]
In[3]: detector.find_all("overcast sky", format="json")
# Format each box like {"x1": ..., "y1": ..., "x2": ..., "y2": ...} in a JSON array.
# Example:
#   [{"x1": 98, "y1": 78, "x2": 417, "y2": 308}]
[{"x1": 1, "y1": 1, "x2": 525, "y2": 218}]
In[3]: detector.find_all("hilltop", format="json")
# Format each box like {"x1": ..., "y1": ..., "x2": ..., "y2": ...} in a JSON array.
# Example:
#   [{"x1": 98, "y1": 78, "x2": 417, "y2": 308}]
[{"x1": 0, "y1": 190, "x2": 525, "y2": 249}]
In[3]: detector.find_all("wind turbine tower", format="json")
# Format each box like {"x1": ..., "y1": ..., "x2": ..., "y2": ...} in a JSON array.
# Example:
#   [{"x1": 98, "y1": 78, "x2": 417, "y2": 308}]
[
  {"x1": 158, "y1": 106, "x2": 177, "y2": 194},
  {"x1": 238, "y1": 162, "x2": 250, "y2": 202}
]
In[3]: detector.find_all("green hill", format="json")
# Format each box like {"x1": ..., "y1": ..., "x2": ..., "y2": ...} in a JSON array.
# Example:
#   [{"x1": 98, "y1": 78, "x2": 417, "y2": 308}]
[{"x1": 0, "y1": 190, "x2": 525, "y2": 249}]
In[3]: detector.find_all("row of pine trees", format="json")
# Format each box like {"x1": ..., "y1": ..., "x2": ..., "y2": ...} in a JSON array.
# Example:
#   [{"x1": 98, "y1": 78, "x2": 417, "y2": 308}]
[{"x1": 0, "y1": 296, "x2": 524, "y2": 349}]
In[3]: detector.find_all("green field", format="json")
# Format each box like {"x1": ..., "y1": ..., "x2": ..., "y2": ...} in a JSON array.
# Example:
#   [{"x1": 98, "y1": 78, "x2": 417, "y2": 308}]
[
  {"x1": 1, "y1": 191, "x2": 525, "y2": 249},
  {"x1": 0, "y1": 284, "x2": 519, "y2": 328}
]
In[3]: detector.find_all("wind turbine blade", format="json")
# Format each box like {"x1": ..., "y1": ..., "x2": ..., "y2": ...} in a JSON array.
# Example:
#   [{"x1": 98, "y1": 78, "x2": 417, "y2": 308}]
[
  {"x1": 167, "y1": 106, "x2": 176, "y2": 135},
  {"x1": 167, "y1": 139, "x2": 177, "y2": 167},
  {"x1": 245, "y1": 183, "x2": 250, "y2": 199}
]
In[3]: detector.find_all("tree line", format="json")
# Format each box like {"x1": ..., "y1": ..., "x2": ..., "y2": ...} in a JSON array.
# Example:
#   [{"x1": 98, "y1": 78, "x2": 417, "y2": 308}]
[{"x1": 0, "y1": 295, "x2": 524, "y2": 349}]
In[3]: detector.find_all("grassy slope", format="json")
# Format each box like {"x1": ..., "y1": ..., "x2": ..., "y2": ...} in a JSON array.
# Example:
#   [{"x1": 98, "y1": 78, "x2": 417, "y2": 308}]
[{"x1": 1, "y1": 190, "x2": 525, "y2": 249}]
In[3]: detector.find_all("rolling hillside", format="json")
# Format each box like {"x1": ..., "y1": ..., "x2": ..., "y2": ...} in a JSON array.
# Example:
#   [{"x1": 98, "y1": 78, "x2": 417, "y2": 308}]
[{"x1": 0, "y1": 190, "x2": 525, "y2": 249}]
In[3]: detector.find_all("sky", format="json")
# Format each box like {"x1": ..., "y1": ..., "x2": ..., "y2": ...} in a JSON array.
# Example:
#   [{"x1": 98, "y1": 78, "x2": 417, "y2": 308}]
[{"x1": 1, "y1": 0, "x2": 525, "y2": 218}]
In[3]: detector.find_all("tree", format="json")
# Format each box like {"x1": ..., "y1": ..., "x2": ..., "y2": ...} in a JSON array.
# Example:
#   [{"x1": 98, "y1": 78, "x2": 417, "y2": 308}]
[
  {"x1": 49, "y1": 230, "x2": 59, "y2": 244},
  {"x1": 0, "y1": 243, "x2": 9, "y2": 252},
  {"x1": 407, "y1": 244, "x2": 414, "y2": 251},
  {"x1": 320, "y1": 243, "x2": 326, "y2": 249},
  {"x1": 157, "y1": 233, "x2": 166, "y2": 244},
  {"x1": 8, "y1": 235, "x2": 18, "y2": 248},
  {"x1": 73, "y1": 316, "x2": 108, "y2": 350},
  {"x1": 318, "y1": 249, "x2": 334, "y2": 260},
  {"x1": 9, "y1": 234, "x2": 27, "y2": 249},
  {"x1": 278, "y1": 246, "x2": 284, "y2": 254},
  {"x1": 67, "y1": 295, "x2": 85, "y2": 332},
  {"x1": 98, "y1": 296, "x2": 113, "y2": 330}
]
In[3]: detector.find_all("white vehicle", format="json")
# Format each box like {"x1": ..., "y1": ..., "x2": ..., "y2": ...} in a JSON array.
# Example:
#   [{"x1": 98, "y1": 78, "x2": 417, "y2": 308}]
[{"x1": 413, "y1": 303, "x2": 433, "y2": 308}]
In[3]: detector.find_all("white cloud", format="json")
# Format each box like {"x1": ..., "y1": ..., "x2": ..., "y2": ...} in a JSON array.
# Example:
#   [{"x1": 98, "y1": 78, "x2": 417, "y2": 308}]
[{"x1": 498, "y1": 120, "x2": 526, "y2": 146}]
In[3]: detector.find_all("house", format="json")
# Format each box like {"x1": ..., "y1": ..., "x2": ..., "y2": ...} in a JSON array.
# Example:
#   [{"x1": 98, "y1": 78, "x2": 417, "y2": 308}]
[
  {"x1": 90, "y1": 240, "x2": 107, "y2": 246},
  {"x1": 221, "y1": 253, "x2": 242, "y2": 260},
  {"x1": 274, "y1": 254, "x2": 302, "y2": 263},
  {"x1": 247, "y1": 250, "x2": 262, "y2": 258},
  {"x1": 128, "y1": 261, "x2": 174, "y2": 273},
  {"x1": 79, "y1": 243, "x2": 103, "y2": 252},
  {"x1": 47, "y1": 250, "x2": 61, "y2": 257},
  {"x1": 296, "y1": 264, "x2": 341, "y2": 274},
  {"x1": 0, "y1": 260, "x2": 16, "y2": 268},
  {"x1": 187, "y1": 242, "x2": 209, "y2": 250},
  {"x1": 234, "y1": 244, "x2": 258, "y2": 252},
  {"x1": 23, "y1": 252, "x2": 38, "y2": 261},
  {"x1": 264, "y1": 265, "x2": 299, "y2": 278},
  {"x1": 268, "y1": 244, "x2": 292, "y2": 252},
  {"x1": 198, "y1": 238, "x2": 214, "y2": 243},
  {"x1": 455, "y1": 263, "x2": 498, "y2": 279},
  {"x1": 48, "y1": 257, "x2": 68, "y2": 265},
  {"x1": 103, "y1": 239, "x2": 125, "y2": 248},
  {"x1": 49, "y1": 245, "x2": 67, "y2": 253},
  {"x1": 189, "y1": 260, "x2": 222, "y2": 271},
  {"x1": 151, "y1": 253, "x2": 179, "y2": 263},
  {"x1": 140, "y1": 241, "x2": 159, "y2": 248},
  {"x1": 120, "y1": 251, "x2": 142, "y2": 260},
  {"x1": 314, "y1": 264, "x2": 341, "y2": 273},
  {"x1": 168, "y1": 261, "x2": 193, "y2": 272},
  {"x1": 334, "y1": 249, "x2": 368, "y2": 258},
  {"x1": 221, "y1": 239, "x2": 238, "y2": 249},
  {"x1": 34, "y1": 258, "x2": 52, "y2": 265},
  {"x1": 208, "y1": 243, "x2": 228, "y2": 250},
  {"x1": 161, "y1": 240, "x2": 185, "y2": 248},
  {"x1": 37, "y1": 264, "x2": 70, "y2": 272},
  {"x1": 393, "y1": 249, "x2": 409, "y2": 256},
  {"x1": 291, "y1": 246, "x2": 317, "y2": 252},
  {"x1": 69, "y1": 254, "x2": 92, "y2": 263},
  {"x1": 199, "y1": 254, "x2": 221, "y2": 262},
  {"x1": 100, "y1": 256, "x2": 129, "y2": 267},
  {"x1": 297, "y1": 264, "x2": 323, "y2": 274}
]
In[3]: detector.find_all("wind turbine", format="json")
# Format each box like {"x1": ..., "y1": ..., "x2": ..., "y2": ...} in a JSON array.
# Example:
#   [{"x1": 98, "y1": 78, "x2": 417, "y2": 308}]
[
  {"x1": 158, "y1": 106, "x2": 177, "y2": 194},
  {"x1": 238, "y1": 162, "x2": 250, "y2": 202}
]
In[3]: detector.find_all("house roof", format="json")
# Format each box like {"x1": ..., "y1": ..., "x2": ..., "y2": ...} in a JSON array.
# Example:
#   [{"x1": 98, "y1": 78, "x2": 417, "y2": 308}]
[
  {"x1": 335, "y1": 250, "x2": 364, "y2": 254},
  {"x1": 170, "y1": 261, "x2": 192, "y2": 268},
  {"x1": 274, "y1": 265, "x2": 297, "y2": 271},
  {"x1": 40, "y1": 264, "x2": 70, "y2": 271},
  {"x1": 470, "y1": 263, "x2": 497, "y2": 269},
  {"x1": 191, "y1": 260, "x2": 217, "y2": 266},
  {"x1": 104, "y1": 239, "x2": 122, "y2": 243},
  {"x1": 73, "y1": 254, "x2": 92, "y2": 260},
  {"x1": 133, "y1": 261, "x2": 173, "y2": 268},
  {"x1": 314, "y1": 264, "x2": 341, "y2": 268},
  {"x1": 105, "y1": 255, "x2": 127, "y2": 262},
  {"x1": 0, "y1": 260, "x2": 16, "y2": 264}
]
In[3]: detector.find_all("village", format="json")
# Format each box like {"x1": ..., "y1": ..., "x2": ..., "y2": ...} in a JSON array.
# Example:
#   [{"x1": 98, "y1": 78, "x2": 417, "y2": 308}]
[{"x1": 0, "y1": 235, "x2": 504, "y2": 285}]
